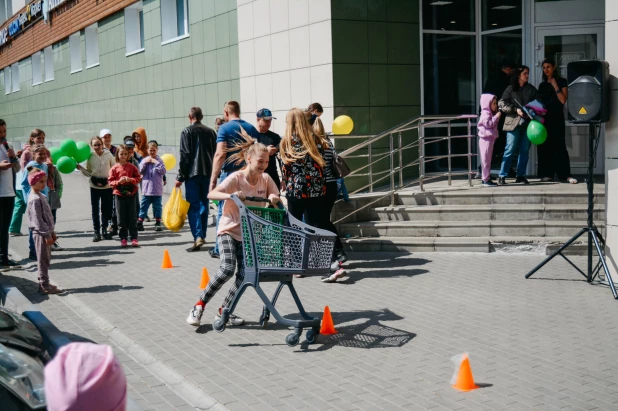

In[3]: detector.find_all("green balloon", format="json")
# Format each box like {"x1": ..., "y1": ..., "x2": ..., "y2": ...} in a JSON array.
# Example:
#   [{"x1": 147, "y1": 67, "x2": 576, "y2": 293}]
[
  {"x1": 49, "y1": 147, "x2": 64, "y2": 165},
  {"x1": 74, "y1": 141, "x2": 92, "y2": 163},
  {"x1": 527, "y1": 120, "x2": 547, "y2": 145},
  {"x1": 57, "y1": 156, "x2": 77, "y2": 174},
  {"x1": 60, "y1": 139, "x2": 77, "y2": 158}
]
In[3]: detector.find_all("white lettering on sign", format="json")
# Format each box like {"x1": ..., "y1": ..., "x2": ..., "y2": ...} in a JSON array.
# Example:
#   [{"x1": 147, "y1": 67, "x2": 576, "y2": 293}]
[{"x1": 47, "y1": 0, "x2": 68, "y2": 12}]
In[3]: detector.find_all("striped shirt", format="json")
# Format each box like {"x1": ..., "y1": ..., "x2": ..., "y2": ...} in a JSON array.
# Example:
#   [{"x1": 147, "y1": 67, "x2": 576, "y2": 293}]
[{"x1": 321, "y1": 145, "x2": 338, "y2": 183}]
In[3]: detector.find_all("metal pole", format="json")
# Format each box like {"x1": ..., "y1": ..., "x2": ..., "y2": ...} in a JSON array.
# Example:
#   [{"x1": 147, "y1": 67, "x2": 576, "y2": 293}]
[
  {"x1": 447, "y1": 120, "x2": 452, "y2": 186},
  {"x1": 588, "y1": 124, "x2": 595, "y2": 282},
  {"x1": 368, "y1": 144, "x2": 373, "y2": 192},
  {"x1": 390, "y1": 133, "x2": 395, "y2": 205},
  {"x1": 398, "y1": 131, "x2": 403, "y2": 187},
  {"x1": 467, "y1": 118, "x2": 472, "y2": 187},
  {"x1": 419, "y1": 124, "x2": 425, "y2": 192}
]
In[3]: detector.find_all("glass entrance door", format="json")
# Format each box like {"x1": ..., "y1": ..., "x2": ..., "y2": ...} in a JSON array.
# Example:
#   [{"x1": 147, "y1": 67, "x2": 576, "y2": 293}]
[{"x1": 534, "y1": 26, "x2": 605, "y2": 174}]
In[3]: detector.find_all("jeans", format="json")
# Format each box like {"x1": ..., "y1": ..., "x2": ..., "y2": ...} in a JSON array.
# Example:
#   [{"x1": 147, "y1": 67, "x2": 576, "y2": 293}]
[
  {"x1": 499, "y1": 126, "x2": 531, "y2": 178},
  {"x1": 337, "y1": 178, "x2": 349, "y2": 201},
  {"x1": 139, "y1": 195, "x2": 163, "y2": 220},
  {"x1": 90, "y1": 187, "x2": 113, "y2": 232},
  {"x1": 0, "y1": 196, "x2": 15, "y2": 263},
  {"x1": 116, "y1": 194, "x2": 138, "y2": 241},
  {"x1": 185, "y1": 175, "x2": 210, "y2": 241},
  {"x1": 213, "y1": 171, "x2": 230, "y2": 253},
  {"x1": 9, "y1": 190, "x2": 26, "y2": 233}
]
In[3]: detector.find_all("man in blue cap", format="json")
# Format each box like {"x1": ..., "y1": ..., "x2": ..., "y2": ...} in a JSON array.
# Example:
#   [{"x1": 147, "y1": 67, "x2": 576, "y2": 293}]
[{"x1": 255, "y1": 108, "x2": 281, "y2": 188}]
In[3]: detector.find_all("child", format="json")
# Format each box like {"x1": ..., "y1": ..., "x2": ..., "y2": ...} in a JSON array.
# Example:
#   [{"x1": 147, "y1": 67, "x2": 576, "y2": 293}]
[
  {"x1": 26, "y1": 167, "x2": 62, "y2": 294},
  {"x1": 138, "y1": 141, "x2": 166, "y2": 232},
  {"x1": 108, "y1": 145, "x2": 141, "y2": 247},
  {"x1": 48, "y1": 163, "x2": 63, "y2": 251},
  {"x1": 77, "y1": 136, "x2": 116, "y2": 242},
  {"x1": 22, "y1": 145, "x2": 49, "y2": 261},
  {"x1": 478, "y1": 93, "x2": 502, "y2": 187},
  {"x1": 186, "y1": 131, "x2": 279, "y2": 327}
]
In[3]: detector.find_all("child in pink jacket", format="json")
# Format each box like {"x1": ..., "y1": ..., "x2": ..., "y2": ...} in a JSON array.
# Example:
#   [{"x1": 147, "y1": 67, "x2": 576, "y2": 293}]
[{"x1": 477, "y1": 93, "x2": 502, "y2": 187}]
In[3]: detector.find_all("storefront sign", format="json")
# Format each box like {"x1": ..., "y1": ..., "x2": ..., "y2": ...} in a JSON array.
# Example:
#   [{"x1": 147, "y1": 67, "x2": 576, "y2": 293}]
[
  {"x1": 47, "y1": 0, "x2": 69, "y2": 12},
  {"x1": 1, "y1": 0, "x2": 44, "y2": 48}
]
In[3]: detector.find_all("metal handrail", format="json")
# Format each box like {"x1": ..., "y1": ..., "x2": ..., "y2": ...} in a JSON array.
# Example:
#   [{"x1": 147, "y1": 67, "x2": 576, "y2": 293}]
[{"x1": 334, "y1": 114, "x2": 478, "y2": 224}]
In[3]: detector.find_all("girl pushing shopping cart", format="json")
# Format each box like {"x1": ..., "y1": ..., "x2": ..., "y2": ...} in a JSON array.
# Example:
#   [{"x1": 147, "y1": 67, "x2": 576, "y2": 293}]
[{"x1": 186, "y1": 128, "x2": 335, "y2": 346}]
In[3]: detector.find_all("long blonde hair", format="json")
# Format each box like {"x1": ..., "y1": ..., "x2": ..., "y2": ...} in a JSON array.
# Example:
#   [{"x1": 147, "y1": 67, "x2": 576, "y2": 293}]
[
  {"x1": 225, "y1": 126, "x2": 269, "y2": 167},
  {"x1": 280, "y1": 108, "x2": 325, "y2": 167},
  {"x1": 312, "y1": 116, "x2": 331, "y2": 149}
]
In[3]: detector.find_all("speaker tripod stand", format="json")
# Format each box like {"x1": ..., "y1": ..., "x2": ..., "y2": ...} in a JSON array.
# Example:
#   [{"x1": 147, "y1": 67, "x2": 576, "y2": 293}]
[{"x1": 525, "y1": 124, "x2": 618, "y2": 299}]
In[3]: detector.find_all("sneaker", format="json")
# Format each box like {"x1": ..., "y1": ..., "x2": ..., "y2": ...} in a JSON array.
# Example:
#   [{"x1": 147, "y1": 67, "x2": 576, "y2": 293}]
[
  {"x1": 1, "y1": 259, "x2": 19, "y2": 268},
  {"x1": 93, "y1": 232, "x2": 101, "y2": 242},
  {"x1": 120, "y1": 239, "x2": 128, "y2": 248},
  {"x1": 322, "y1": 268, "x2": 348, "y2": 283},
  {"x1": 516, "y1": 176, "x2": 530, "y2": 185},
  {"x1": 498, "y1": 177, "x2": 506, "y2": 186},
  {"x1": 28, "y1": 252, "x2": 37, "y2": 261},
  {"x1": 9, "y1": 232, "x2": 23, "y2": 237},
  {"x1": 336, "y1": 251, "x2": 348, "y2": 264},
  {"x1": 482, "y1": 180, "x2": 497, "y2": 187},
  {"x1": 131, "y1": 239, "x2": 140, "y2": 247},
  {"x1": 208, "y1": 248, "x2": 219, "y2": 259},
  {"x1": 540, "y1": 177, "x2": 553, "y2": 182},
  {"x1": 102, "y1": 228, "x2": 112, "y2": 240},
  {"x1": 52, "y1": 242, "x2": 63, "y2": 251},
  {"x1": 155, "y1": 221, "x2": 162, "y2": 232},
  {"x1": 186, "y1": 305, "x2": 204, "y2": 326},
  {"x1": 191, "y1": 237, "x2": 205, "y2": 252},
  {"x1": 215, "y1": 309, "x2": 245, "y2": 326},
  {"x1": 39, "y1": 284, "x2": 64, "y2": 295},
  {"x1": 137, "y1": 221, "x2": 145, "y2": 232}
]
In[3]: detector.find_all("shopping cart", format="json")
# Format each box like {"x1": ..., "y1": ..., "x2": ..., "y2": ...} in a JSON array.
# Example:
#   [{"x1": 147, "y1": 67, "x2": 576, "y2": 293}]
[{"x1": 212, "y1": 195, "x2": 336, "y2": 347}]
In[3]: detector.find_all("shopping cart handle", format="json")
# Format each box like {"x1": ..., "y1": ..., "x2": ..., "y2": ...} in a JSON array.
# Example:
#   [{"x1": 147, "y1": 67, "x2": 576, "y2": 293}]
[{"x1": 245, "y1": 196, "x2": 285, "y2": 210}]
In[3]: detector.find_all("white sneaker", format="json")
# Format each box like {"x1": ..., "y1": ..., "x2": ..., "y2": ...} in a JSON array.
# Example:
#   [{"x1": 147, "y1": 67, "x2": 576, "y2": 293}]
[
  {"x1": 52, "y1": 242, "x2": 63, "y2": 251},
  {"x1": 322, "y1": 268, "x2": 347, "y2": 283},
  {"x1": 215, "y1": 310, "x2": 245, "y2": 326},
  {"x1": 186, "y1": 305, "x2": 204, "y2": 326}
]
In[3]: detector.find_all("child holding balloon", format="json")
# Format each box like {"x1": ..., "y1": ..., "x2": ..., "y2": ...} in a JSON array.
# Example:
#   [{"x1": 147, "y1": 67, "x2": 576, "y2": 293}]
[
  {"x1": 137, "y1": 141, "x2": 166, "y2": 232},
  {"x1": 477, "y1": 93, "x2": 502, "y2": 187},
  {"x1": 108, "y1": 145, "x2": 141, "y2": 247}
]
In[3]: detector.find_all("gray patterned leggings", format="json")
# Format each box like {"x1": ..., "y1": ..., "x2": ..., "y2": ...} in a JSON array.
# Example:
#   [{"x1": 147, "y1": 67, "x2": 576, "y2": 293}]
[{"x1": 198, "y1": 234, "x2": 245, "y2": 308}]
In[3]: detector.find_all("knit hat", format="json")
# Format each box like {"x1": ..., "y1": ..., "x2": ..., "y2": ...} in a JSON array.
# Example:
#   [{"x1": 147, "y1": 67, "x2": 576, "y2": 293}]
[
  {"x1": 28, "y1": 169, "x2": 46, "y2": 186},
  {"x1": 100, "y1": 129, "x2": 112, "y2": 138},
  {"x1": 44, "y1": 343, "x2": 127, "y2": 411}
]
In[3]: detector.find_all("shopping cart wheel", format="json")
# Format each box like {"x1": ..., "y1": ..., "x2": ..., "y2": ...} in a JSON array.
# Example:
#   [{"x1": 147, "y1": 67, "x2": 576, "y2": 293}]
[
  {"x1": 259, "y1": 308, "x2": 270, "y2": 329},
  {"x1": 213, "y1": 318, "x2": 226, "y2": 333},
  {"x1": 285, "y1": 329, "x2": 301, "y2": 347},
  {"x1": 305, "y1": 329, "x2": 318, "y2": 344}
]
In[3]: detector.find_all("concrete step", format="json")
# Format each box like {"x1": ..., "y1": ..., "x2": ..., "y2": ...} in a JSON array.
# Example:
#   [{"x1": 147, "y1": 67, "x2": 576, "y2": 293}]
[
  {"x1": 373, "y1": 204, "x2": 605, "y2": 222},
  {"x1": 343, "y1": 236, "x2": 599, "y2": 255},
  {"x1": 398, "y1": 189, "x2": 604, "y2": 206},
  {"x1": 341, "y1": 220, "x2": 606, "y2": 238}
]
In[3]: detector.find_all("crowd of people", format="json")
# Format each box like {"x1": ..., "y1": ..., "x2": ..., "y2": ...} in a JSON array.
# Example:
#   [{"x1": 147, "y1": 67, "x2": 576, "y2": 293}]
[
  {"x1": 477, "y1": 59, "x2": 577, "y2": 187},
  {"x1": 0, "y1": 101, "x2": 350, "y2": 304}
]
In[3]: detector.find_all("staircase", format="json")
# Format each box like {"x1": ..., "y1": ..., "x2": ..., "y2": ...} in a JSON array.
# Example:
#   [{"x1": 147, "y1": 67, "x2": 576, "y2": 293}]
[{"x1": 336, "y1": 181, "x2": 605, "y2": 254}]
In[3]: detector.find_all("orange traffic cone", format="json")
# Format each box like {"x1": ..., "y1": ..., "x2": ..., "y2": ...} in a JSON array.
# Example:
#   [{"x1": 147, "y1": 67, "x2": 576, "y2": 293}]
[
  {"x1": 161, "y1": 250, "x2": 173, "y2": 269},
  {"x1": 199, "y1": 268, "x2": 210, "y2": 289},
  {"x1": 319, "y1": 306, "x2": 338, "y2": 335},
  {"x1": 451, "y1": 353, "x2": 479, "y2": 392}
]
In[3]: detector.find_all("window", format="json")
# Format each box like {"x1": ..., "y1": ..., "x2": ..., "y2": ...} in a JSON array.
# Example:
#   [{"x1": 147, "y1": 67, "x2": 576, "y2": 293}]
[
  {"x1": 160, "y1": 0, "x2": 189, "y2": 44},
  {"x1": 32, "y1": 52, "x2": 42, "y2": 86},
  {"x1": 11, "y1": 62, "x2": 19, "y2": 92},
  {"x1": 4, "y1": 68, "x2": 10, "y2": 94},
  {"x1": 422, "y1": 0, "x2": 474, "y2": 32},
  {"x1": 69, "y1": 32, "x2": 82, "y2": 73},
  {"x1": 0, "y1": 0, "x2": 12, "y2": 26},
  {"x1": 44, "y1": 46, "x2": 54, "y2": 82},
  {"x1": 125, "y1": 1, "x2": 145, "y2": 55},
  {"x1": 85, "y1": 23, "x2": 100, "y2": 68}
]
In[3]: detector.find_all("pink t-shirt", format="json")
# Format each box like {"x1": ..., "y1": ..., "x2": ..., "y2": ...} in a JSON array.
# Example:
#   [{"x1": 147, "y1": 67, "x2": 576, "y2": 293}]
[{"x1": 218, "y1": 171, "x2": 280, "y2": 241}]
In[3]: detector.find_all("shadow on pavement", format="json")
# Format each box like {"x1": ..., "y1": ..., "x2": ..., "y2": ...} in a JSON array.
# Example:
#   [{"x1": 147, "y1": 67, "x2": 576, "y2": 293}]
[
  {"x1": 52, "y1": 259, "x2": 125, "y2": 270},
  {"x1": 338, "y1": 256, "x2": 431, "y2": 284},
  {"x1": 61, "y1": 285, "x2": 144, "y2": 294}
]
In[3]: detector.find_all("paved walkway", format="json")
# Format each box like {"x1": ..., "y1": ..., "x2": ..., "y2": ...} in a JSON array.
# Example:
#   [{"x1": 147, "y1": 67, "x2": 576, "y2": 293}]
[{"x1": 3, "y1": 173, "x2": 618, "y2": 410}]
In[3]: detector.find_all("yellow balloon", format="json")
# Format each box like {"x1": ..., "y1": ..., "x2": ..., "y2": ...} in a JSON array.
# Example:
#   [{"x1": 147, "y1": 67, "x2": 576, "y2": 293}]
[
  {"x1": 332, "y1": 115, "x2": 354, "y2": 135},
  {"x1": 161, "y1": 153, "x2": 177, "y2": 170}
]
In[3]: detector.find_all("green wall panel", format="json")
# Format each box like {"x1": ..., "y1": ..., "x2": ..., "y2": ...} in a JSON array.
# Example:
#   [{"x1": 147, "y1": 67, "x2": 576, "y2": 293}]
[{"x1": 0, "y1": 0, "x2": 240, "y2": 162}]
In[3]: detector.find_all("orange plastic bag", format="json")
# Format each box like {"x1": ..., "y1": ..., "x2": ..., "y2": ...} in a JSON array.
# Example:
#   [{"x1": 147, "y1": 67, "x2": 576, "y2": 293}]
[{"x1": 163, "y1": 187, "x2": 190, "y2": 232}]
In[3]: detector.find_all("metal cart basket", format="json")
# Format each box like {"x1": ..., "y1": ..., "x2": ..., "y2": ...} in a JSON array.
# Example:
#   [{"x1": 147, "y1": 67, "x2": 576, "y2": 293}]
[{"x1": 212, "y1": 195, "x2": 336, "y2": 346}]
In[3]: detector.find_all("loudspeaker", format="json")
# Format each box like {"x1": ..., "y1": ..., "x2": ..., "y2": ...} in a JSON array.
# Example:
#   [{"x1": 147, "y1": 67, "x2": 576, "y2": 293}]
[{"x1": 567, "y1": 60, "x2": 610, "y2": 124}]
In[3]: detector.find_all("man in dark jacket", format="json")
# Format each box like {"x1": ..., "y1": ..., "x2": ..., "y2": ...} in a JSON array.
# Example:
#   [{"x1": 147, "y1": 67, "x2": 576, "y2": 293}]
[{"x1": 175, "y1": 107, "x2": 217, "y2": 251}]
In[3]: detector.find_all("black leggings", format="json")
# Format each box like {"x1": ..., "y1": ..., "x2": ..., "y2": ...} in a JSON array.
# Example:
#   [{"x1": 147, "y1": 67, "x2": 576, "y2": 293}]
[
  {"x1": 0, "y1": 196, "x2": 15, "y2": 263},
  {"x1": 285, "y1": 195, "x2": 329, "y2": 229},
  {"x1": 324, "y1": 182, "x2": 344, "y2": 256}
]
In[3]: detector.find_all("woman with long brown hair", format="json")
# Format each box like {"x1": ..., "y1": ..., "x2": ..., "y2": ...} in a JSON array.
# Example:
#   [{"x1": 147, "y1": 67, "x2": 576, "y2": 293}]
[{"x1": 280, "y1": 108, "x2": 327, "y2": 227}]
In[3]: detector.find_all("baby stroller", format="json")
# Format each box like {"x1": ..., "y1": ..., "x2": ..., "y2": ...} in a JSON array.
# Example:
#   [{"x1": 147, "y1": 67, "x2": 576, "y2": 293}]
[{"x1": 213, "y1": 195, "x2": 336, "y2": 347}]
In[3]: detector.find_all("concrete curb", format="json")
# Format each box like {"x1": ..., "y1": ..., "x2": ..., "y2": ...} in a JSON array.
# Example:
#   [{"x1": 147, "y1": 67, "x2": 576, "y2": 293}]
[{"x1": 3, "y1": 249, "x2": 228, "y2": 411}]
